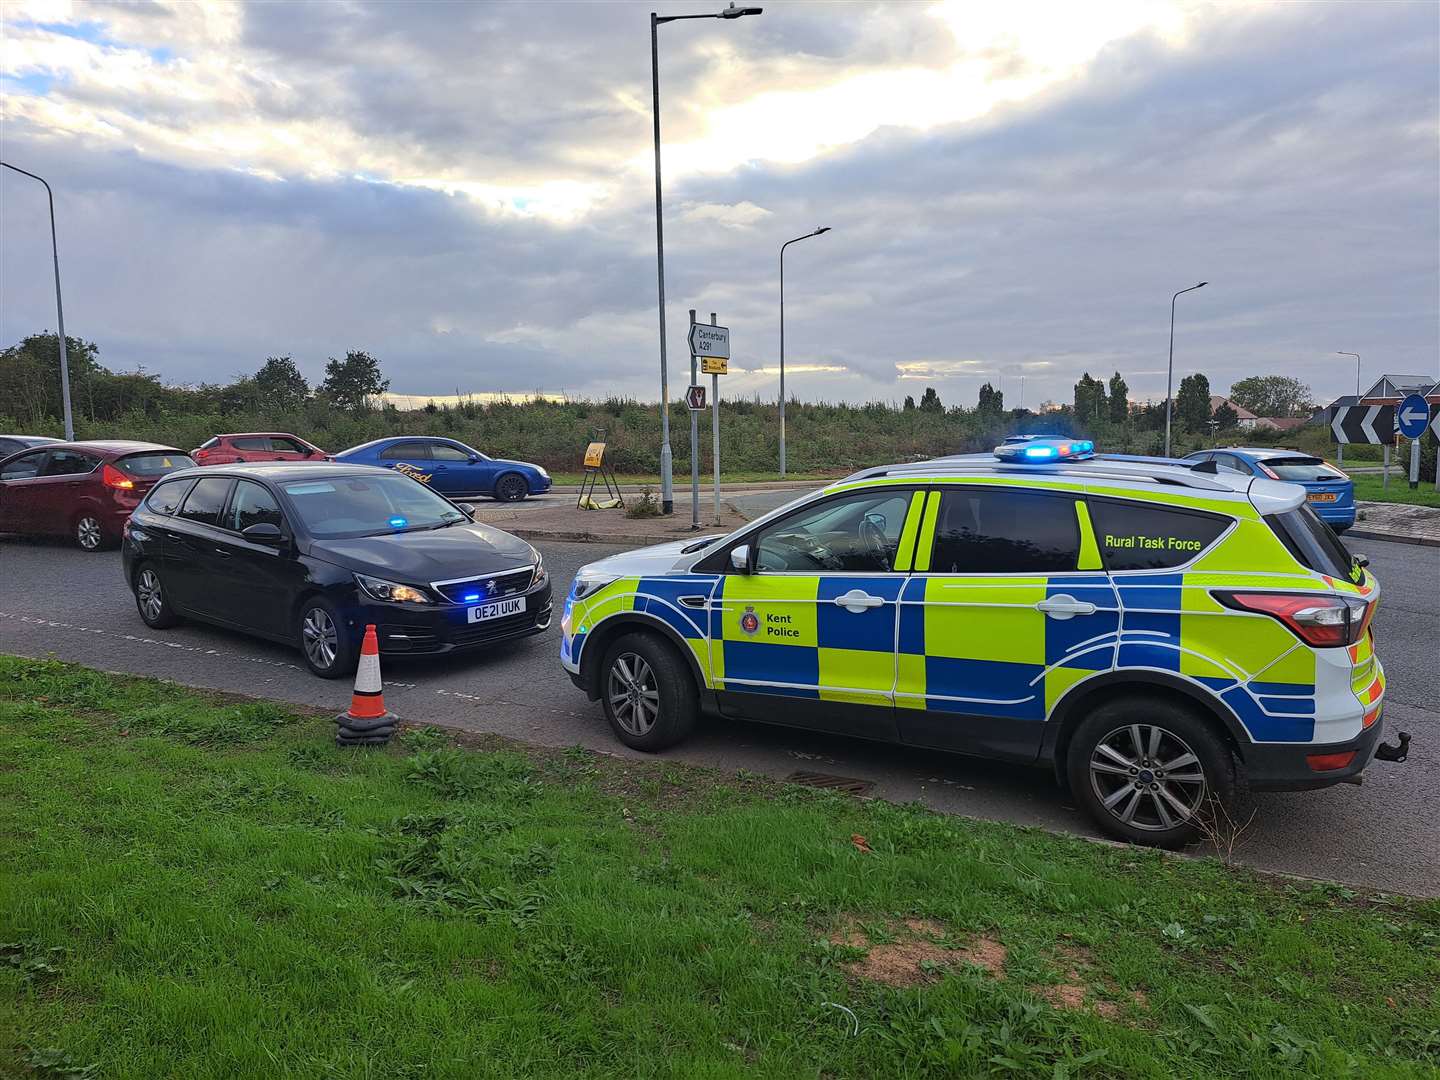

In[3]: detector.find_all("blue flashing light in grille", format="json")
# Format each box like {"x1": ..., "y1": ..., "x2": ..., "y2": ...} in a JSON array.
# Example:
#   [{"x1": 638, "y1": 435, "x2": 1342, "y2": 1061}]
[{"x1": 463, "y1": 592, "x2": 481, "y2": 602}]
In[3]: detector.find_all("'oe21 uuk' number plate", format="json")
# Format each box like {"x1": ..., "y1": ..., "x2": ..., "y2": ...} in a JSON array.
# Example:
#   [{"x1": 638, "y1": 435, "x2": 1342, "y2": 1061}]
[{"x1": 468, "y1": 596, "x2": 526, "y2": 623}]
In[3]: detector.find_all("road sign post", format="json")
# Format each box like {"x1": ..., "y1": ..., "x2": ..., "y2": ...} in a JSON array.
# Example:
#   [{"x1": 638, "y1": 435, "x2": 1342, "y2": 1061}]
[
  {"x1": 688, "y1": 310, "x2": 700, "y2": 530},
  {"x1": 1397, "y1": 394, "x2": 1428, "y2": 490},
  {"x1": 710, "y1": 313, "x2": 721, "y2": 526}
]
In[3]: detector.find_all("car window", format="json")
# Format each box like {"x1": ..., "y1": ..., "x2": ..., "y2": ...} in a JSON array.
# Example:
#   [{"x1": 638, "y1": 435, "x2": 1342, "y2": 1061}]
[
  {"x1": 281, "y1": 473, "x2": 466, "y2": 538},
  {"x1": 378, "y1": 441, "x2": 433, "y2": 460},
  {"x1": 199, "y1": 437, "x2": 220, "y2": 450},
  {"x1": 927, "y1": 488, "x2": 1080, "y2": 574},
  {"x1": 226, "y1": 479, "x2": 285, "y2": 532},
  {"x1": 40, "y1": 450, "x2": 100, "y2": 477},
  {"x1": 1262, "y1": 456, "x2": 1344, "y2": 482},
  {"x1": 270, "y1": 437, "x2": 307, "y2": 454},
  {"x1": 1088, "y1": 499, "x2": 1231, "y2": 572},
  {"x1": 0, "y1": 439, "x2": 20, "y2": 457},
  {"x1": 429, "y1": 443, "x2": 472, "y2": 462},
  {"x1": 177, "y1": 477, "x2": 233, "y2": 527},
  {"x1": 1266, "y1": 505, "x2": 1356, "y2": 580},
  {"x1": 145, "y1": 478, "x2": 194, "y2": 515},
  {"x1": 1211, "y1": 453, "x2": 1248, "y2": 474},
  {"x1": 232, "y1": 437, "x2": 270, "y2": 452},
  {"x1": 752, "y1": 489, "x2": 913, "y2": 572},
  {"x1": 0, "y1": 450, "x2": 49, "y2": 480},
  {"x1": 118, "y1": 452, "x2": 195, "y2": 476}
]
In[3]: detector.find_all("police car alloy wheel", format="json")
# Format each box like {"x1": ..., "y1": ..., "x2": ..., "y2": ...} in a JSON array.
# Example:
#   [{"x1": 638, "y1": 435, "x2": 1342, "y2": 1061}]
[
  {"x1": 599, "y1": 632, "x2": 698, "y2": 751},
  {"x1": 134, "y1": 563, "x2": 180, "y2": 629},
  {"x1": 75, "y1": 514, "x2": 105, "y2": 551},
  {"x1": 1066, "y1": 699, "x2": 1234, "y2": 849}
]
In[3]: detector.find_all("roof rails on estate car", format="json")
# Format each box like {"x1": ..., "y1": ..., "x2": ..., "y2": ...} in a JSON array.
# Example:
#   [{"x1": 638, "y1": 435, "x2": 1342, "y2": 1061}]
[{"x1": 843, "y1": 455, "x2": 1242, "y2": 493}]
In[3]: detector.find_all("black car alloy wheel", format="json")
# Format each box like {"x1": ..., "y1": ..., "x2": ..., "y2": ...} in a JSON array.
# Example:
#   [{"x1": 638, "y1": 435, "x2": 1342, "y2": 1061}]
[
  {"x1": 297, "y1": 597, "x2": 356, "y2": 678},
  {"x1": 133, "y1": 563, "x2": 180, "y2": 628}
]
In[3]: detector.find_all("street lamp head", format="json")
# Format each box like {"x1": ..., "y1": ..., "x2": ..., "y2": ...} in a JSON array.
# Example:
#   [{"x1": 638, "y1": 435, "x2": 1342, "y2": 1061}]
[
  {"x1": 814, "y1": 226, "x2": 831, "y2": 235},
  {"x1": 719, "y1": 3, "x2": 762, "y2": 16},
  {"x1": 1196, "y1": 281, "x2": 1208, "y2": 288}
]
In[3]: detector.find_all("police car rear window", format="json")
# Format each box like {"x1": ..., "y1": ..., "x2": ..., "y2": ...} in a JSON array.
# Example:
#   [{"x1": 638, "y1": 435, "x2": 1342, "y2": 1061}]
[
  {"x1": 1088, "y1": 499, "x2": 1229, "y2": 571},
  {"x1": 1266, "y1": 505, "x2": 1355, "y2": 580},
  {"x1": 928, "y1": 489, "x2": 1080, "y2": 574}
]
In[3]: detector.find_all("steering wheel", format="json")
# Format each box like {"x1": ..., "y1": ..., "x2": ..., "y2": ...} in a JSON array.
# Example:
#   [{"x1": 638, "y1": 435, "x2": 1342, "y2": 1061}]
[{"x1": 859, "y1": 516, "x2": 890, "y2": 570}]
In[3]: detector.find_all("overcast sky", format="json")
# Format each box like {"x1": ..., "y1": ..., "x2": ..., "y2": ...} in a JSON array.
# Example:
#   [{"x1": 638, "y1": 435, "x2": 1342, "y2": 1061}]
[{"x1": 2, "y1": 0, "x2": 1436, "y2": 410}]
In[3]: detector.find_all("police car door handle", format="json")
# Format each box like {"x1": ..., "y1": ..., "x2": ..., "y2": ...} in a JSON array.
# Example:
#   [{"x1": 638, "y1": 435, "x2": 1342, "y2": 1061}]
[
  {"x1": 834, "y1": 589, "x2": 885, "y2": 613},
  {"x1": 1036, "y1": 594, "x2": 1096, "y2": 619}
]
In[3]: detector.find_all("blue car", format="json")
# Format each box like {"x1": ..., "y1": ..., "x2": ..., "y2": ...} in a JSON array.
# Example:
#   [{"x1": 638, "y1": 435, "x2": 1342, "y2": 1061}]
[
  {"x1": 335, "y1": 437, "x2": 551, "y2": 501},
  {"x1": 1184, "y1": 447, "x2": 1354, "y2": 532}
]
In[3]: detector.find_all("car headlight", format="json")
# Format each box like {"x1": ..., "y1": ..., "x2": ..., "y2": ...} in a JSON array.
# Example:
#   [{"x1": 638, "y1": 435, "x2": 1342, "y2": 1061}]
[
  {"x1": 536, "y1": 466, "x2": 550, "y2": 479},
  {"x1": 355, "y1": 573, "x2": 433, "y2": 604},
  {"x1": 532, "y1": 552, "x2": 547, "y2": 588},
  {"x1": 571, "y1": 571, "x2": 618, "y2": 601}
]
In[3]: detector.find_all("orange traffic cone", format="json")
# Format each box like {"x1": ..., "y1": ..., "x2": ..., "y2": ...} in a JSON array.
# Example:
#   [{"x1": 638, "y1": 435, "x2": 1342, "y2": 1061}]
[{"x1": 335, "y1": 624, "x2": 397, "y2": 746}]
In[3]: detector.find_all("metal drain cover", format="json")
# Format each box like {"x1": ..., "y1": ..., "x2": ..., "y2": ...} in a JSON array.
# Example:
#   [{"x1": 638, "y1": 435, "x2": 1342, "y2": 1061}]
[{"x1": 785, "y1": 770, "x2": 874, "y2": 796}]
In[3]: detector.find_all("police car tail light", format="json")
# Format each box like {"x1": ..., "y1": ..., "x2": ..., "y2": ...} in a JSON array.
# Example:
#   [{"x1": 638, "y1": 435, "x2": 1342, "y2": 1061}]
[
  {"x1": 1215, "y1": 591, "x2": 1369, "y2": 648},
  {"x1": 101, "y1": 464, "x2": 134, "y2": 490}
]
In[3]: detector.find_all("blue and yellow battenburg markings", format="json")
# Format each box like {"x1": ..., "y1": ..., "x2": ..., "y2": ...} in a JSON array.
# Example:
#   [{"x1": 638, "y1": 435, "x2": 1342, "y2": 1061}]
[{"x1": 563, "y1": 476, "x2": 1380, "y2": 748}]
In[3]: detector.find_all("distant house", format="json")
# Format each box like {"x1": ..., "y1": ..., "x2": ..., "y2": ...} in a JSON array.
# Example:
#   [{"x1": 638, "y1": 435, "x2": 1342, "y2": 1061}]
[
  {"x1": 1359, "y1": 375, "x2": 1435, "y2": 404},
  {"x1": 1253, "y1": 416, "x2": 1307, "y2": 433},
  {"x1": 1209, "y1": 395, "x2": 1260, "y2": 431},
  {"x1": 1311, "y1": 395, "x2": 1358, "y2": 426}
]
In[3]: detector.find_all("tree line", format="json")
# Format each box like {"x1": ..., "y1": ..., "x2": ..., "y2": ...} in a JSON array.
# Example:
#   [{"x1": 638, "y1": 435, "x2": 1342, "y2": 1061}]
[{"x1": 0, "y1": 332, "x2": 1326, "y2": 473}]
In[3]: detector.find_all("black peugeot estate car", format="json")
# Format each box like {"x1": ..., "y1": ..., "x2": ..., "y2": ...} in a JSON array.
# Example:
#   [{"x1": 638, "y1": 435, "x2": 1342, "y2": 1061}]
[{"x1": 121, "y1": 463, "x2": 552, "y2": 676}]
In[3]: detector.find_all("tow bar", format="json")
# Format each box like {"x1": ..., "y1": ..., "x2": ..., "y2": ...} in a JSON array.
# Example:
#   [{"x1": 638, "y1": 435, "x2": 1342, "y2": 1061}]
[{"x1": 1374, "y1": 731, "x2": 1411, "y2": 763}]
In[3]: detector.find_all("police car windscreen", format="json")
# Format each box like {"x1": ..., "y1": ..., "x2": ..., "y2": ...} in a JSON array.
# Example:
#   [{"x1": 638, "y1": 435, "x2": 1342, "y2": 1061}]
[{"x1": 282, "y1": 474, "x2": 466, "y2": 538}]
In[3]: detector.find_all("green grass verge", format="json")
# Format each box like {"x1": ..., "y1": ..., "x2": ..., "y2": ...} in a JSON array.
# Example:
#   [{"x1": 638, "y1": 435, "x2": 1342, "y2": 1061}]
[
  {"x1": 1352, "y1": 475, "x2": 1440, "y2": 508},
  {"x1": 2, "y1": 657, "x2": 1437, "y2": 1079}
]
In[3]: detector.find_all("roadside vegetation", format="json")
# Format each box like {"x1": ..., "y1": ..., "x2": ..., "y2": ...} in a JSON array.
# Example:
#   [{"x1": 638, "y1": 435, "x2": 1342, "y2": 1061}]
[
  {"x1": 1351, "y1": 475, "x2": 1440, "y2": 508},
  {"x1": 3, "y1": 656, "x2": 1437, "y2": 1078},
  {"x1": 11, "y1": 332, "x2": 1433, "y2": 487}
]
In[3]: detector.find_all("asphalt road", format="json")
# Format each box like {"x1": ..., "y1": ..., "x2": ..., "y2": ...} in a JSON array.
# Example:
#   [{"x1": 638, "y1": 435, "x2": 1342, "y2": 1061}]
[{"x1": 1, "y1": 533, "x2": 1435, "y2": 896}]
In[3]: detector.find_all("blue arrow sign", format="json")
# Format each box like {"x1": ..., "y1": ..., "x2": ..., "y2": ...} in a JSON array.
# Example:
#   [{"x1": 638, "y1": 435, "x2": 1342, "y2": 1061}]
[{"x1": 1397, "y1": 394, "x2": 1429, "y2": 439}]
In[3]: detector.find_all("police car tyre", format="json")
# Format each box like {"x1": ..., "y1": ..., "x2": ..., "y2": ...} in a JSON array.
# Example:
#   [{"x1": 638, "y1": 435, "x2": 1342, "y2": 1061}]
[
  {"x1": 600, "y1": 632, "x2": 698, "y2": 751},
  {"x1": 1066, "y1": 698, "x2": 1235, "y2": 849},
  {"x1": 133, "y1": 562, "x2": 181, "y2": 629},
  {"x1": 297, "y1": 596, "x2": 358, "y2": 678},
  {"x1": 495, "y1": 473, "x2": 528, "y2": 502}
]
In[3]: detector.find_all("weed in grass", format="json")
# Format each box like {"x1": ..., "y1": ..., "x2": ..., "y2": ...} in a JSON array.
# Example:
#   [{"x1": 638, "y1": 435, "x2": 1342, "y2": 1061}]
[
  {"x1": 284, "y1": 743, "x2": 336, "y2": 772},
  {"x1": 2, "y1": 940, "x2": 65, "y2": 984},
  {"x1": 22, "y1": 1046, "x2": 98, "y2": 1079},
  {"x1": 399, "y1": 724, "x2": 450, "y2": 751}
]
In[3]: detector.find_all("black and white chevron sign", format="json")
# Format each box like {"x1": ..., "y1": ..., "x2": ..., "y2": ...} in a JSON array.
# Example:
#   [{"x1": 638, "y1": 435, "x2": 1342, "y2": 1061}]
[{"x1": 1331, "y1": 404, "x2": 1395, "y2": 445}]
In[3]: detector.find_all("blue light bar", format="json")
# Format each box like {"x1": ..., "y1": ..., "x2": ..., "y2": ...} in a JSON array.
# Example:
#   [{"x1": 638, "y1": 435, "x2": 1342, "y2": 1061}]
[
  {"x1": 994, "y1": 436, "x2": 1096, "y2": 464},
  {"x1": 462, "y1": 592, "x2": 481, "y2": 602}
]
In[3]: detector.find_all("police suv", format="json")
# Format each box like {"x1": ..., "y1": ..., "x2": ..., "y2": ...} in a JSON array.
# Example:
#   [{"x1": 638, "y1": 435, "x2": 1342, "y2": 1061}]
[{"x1": 560, "y1": 439, "x2": 1401, "y2": 846}]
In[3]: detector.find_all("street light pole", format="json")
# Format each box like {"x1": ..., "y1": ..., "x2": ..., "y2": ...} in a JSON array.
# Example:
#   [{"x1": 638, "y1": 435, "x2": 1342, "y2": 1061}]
[
  {"x1": 650, "y1": 4, "x2": 763, "y2": 513},
  {"x1": 2, "y1": 161, "x2": 75, "y2": 440},
  {"x1": 1337, "y1": 351, "x2": 1361, "y2": 399},
  {"x1": 778, "y1": 226, "x2": 829, "y2": 478},
  {"x1": 1164, "y1": 280, "x2": 1207, "y2": 458}
]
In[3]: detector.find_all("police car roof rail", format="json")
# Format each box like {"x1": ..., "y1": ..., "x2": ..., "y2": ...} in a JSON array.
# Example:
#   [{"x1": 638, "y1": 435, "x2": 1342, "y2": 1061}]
[{"x1": 845, "y1": 458, "x2": 1241, "y2": 492}]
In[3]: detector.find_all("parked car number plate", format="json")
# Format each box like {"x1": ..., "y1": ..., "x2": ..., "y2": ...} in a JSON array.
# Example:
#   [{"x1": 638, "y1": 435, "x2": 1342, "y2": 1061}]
[
  {"x1": 1307, "y1": 492, "x2": 1338, "y2": 503},
  {"x1": 469, "y1": 596, "x2": 526, "y2": 623}
]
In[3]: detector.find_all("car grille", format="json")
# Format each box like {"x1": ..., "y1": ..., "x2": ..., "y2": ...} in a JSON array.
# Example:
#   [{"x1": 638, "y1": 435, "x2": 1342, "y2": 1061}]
[
  {"x1": 432, "y1": 566, "x2": 535, "y2": 605},
  {"x1": 378, "y1": 605, "x2": 550, "y2": 653}
]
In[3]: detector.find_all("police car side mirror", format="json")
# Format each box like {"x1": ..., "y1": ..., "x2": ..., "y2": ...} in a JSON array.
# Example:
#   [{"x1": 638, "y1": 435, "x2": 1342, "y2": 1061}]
[{"x1": 730, "y1": 544, "x2": 752, "y2": 573}]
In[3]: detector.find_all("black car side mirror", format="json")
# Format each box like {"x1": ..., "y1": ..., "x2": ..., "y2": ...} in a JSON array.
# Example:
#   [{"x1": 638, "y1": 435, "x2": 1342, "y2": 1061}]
[
  {"x1": 242, "y1": 522, "x2": 286, "y2": 546},
  {"x1": 468, "y1": 454, "x2": 482, "y2": 463}
]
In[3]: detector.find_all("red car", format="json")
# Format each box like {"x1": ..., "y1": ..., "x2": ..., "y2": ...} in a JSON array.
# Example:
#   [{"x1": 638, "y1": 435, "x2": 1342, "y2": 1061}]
[
  {"x1": 192, "y1": 432, "x2": 329, "y2": 465},
  {"x1": 0, "y1": 440, "x2": 195, "y2": 551}
]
